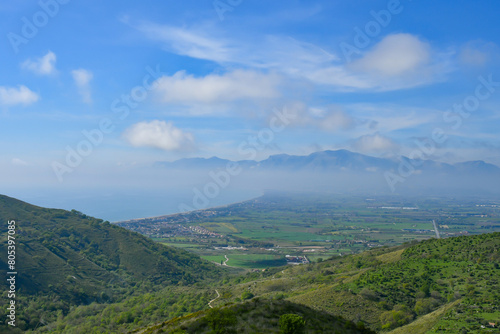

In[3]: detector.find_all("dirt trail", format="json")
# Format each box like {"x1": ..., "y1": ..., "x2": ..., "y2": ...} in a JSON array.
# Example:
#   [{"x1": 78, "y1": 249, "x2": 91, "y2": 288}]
[{"x1": 208, "y1": 289, "x2": 220, "y2": 308}]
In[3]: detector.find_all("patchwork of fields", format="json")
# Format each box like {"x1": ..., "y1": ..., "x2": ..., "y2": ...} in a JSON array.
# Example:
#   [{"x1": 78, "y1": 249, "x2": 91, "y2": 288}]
[{"x1": 117, "y1": 193, "x2": 500, "y2": 269}]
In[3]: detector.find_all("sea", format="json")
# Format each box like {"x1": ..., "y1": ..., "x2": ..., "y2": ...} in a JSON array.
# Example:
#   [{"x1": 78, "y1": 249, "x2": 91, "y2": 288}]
[{"x1": 5, "y1": 187, "x2": 262, "y2": 222}]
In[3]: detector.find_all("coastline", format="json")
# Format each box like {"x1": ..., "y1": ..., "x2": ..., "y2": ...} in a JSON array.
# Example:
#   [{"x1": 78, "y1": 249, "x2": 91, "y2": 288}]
[{"x1": 113, "y1": 191, "x2": 265, "y2": 224}]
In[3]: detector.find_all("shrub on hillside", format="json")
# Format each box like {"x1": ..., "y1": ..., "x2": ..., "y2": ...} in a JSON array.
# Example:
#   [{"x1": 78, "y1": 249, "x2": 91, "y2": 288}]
[
  {"x1": 241, "y1": 291, "x2": 254, "y2": 300},
  {"x1": 204, "y1": 307, "x2": 237, "y2": 334},
  {"x1": 279, "y1": 314, "x2": 305, "y2": 334},
  {"x1": 380, "y1": 304, "x2": 413, "y2": 330},
  {"x1": 359, "y1": 288, "x2": 379, "y2": 301}
]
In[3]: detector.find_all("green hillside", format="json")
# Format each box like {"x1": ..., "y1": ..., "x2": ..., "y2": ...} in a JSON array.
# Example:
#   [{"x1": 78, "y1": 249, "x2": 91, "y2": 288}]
[
  {"x1": 200, "y1": 233, "x2": 499, "y2": 333},
  {"x1": 138, "y1": 298, "x2": 376, "y2": 333},
  {"x1": 0, "y1": 195, "x2": 221, "y2": 332}
]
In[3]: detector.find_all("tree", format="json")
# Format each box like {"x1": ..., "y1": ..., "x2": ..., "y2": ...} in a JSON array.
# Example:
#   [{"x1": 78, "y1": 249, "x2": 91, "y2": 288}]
[
  {"x1": 279, "y1": 314, "x2": 306, "y2": 334},
  {"x1": 359, "y1": 288, "x2": 378, "y2": 301},
  {"x1": 205, "y1": 308, "x2": 237, "y2": 334},
  {"x1": 241, "y1": 291, "x2": 254, "y2": 300},
  {"x1": 380, "y1": 305, "x2": 413, "y2": 330},
  {"x1": 414, "y1": 299, "x2": 434, "y2": 316}
]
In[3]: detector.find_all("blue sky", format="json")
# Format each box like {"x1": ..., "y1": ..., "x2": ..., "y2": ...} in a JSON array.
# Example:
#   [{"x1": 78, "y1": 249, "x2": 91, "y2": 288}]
[{"x1": 1, "y1": 0, "x2": 500, "y2": 191}]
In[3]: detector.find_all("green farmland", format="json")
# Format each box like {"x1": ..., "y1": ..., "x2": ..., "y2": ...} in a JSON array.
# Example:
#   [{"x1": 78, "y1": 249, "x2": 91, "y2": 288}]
[
  {"x1": 201, "y1": 254, "x2": 286, "y2": 269},
  {"x1": 119, "y1": 193, "x2": 500, "y2": 270}
]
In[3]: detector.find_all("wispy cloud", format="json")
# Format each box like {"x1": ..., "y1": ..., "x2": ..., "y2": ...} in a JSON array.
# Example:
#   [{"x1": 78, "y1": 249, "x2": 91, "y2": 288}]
[
  {"x1": 0, "y1": 85, "x2": 39, "y2": 106},
  {"x1": 458, "y1": 40, "x2": 500, "y2": 67},
  {"x1": 137, "y1": 22, "x2": 237, "y2": 63},
  {"x1": 123, "y1": 120, "x2": 195, "y2": 151},
  {"x1": 71, "y1": 69, "x2": 93, "y2": 104},
  {"x1": 134, "y1": 21, "x2": 337, "y2": 71},
  {"x1": 133, "y1": 22, "x2": 454, "y2": 92},
  {"x1": 12, "y1": 158, "x2": 29, "y2": 166},
  {"x1": 21, "y1": 51, "x2": 57, "y2": 75},
  {"x1": 349, "y1": 103, "x2": 439, "y2": 133}
]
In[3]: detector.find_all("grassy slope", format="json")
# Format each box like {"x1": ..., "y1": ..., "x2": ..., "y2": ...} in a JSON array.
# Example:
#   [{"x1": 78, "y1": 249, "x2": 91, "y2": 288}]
[
  {"x1": 0, "y1": 195, "x2": 221, "y2": 332},
  {"x1": 201, "y1": 233, "x2": 499, "y2": 332},
  {"x1": 287, "y1": 233, "x2": 500, "y2": 332},
  {"x1": 284, "y1": 247, "x2": 406, "y2": 328},
  {"x1": 388, "y1": 300, "x2": 461, "y2": 334},
  {"x1": 138, "y1": 298, "x2": 376, "y2": 334},
  {"x1": 34, "y1": 286, "x2": 217, "y2": 333}
]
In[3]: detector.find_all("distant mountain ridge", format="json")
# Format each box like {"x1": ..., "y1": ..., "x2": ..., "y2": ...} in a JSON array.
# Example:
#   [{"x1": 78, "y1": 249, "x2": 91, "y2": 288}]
[{"x1": 156, "y1": 149, "x2": 500, "y2": 175}]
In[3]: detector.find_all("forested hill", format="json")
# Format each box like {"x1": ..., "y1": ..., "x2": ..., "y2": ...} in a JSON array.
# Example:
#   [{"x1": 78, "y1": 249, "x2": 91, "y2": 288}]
[
  {"x1": 0, "y1": 194, "x2": 221, "y2": 331},
  {"x1": 134, "y1": 232, "x2": 499, "y2": 333},
  {"x1": 280, "y1": 232, "x2": 500, "y2": 332},
  {"x1": 181, "y1": 232, "x2": 499, "y2": 333},
  {"x1": 138, "y1": 298, "x2": 377, "y2": 333}
]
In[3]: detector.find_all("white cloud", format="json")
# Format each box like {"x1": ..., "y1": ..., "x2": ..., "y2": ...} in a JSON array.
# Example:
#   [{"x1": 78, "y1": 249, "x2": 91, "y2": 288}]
[
  {"x1": 277, "y1": 102, "x2": 357, "y2": 132},
  {"x1": 343, "y1": 34, "x2": 454, "y2": 91},
  {"x1": 459, "y1": 40, "x2": 499, "y2": 67},
  {"x1": 21, "y1": 51, "x2": 57, "y2": 75},
  {"x1": 351, "y1": 34, "x2": 430, "y2": 76},
  {"x1": 0, "y1": 85, "x2": 39, "y2": 106},
  {"x1": 460, "y1": 47, "x2": 488, "y2": 67},
  {"x1": 319, "y1": 108, "x2": 356, "y2": 131},
  {"x1": 303, "y1": 66, "x2": 374, "y2": 90},
  {"x1": 12, "y1": 158, "x2": 28, "y2": 166},
  {"x1": 352, "y1": 133, "x2": 399, "y2": 154},
  {"x1": 154, "y1": 70, "x2": 281, "y2": 106},
  {"x1": 71, "y1": 69, "x2": 93, "y2": 104},
  {"x1": 123, "y1": 120, "x2": 195, "y2": 151}
]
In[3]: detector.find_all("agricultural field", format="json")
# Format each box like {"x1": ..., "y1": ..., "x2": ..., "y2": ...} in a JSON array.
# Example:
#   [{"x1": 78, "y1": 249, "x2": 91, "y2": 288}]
[
  {"x1": 116, "y1": 192, "x2": 500, "y2": 270},
  {"x1": 200, "y1": 254, "x2": 286, "y2": 269}
]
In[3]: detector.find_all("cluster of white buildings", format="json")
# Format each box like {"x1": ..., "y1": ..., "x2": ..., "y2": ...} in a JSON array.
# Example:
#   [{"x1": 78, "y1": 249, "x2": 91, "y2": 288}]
[{"x1": 285, "y1": 255, "x2": 309, "y2": 265}]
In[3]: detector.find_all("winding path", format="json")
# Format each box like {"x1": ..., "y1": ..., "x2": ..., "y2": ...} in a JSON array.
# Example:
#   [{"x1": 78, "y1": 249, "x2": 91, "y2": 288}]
[
  {"x1": 208, "y1": 289, "x2": 220, "y2": 308},
  {"x1": 223, "y1": 254, "x2": 229, "y2": 266}
]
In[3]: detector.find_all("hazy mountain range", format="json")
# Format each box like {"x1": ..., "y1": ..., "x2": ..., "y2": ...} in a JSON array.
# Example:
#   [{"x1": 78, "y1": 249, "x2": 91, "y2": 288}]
[
  {"x1": 152, "y1": 150, "x2": 500, "y2": 198},
  {"x1": 156, "y1": 149, "x2": 500, "y2": 176}
]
